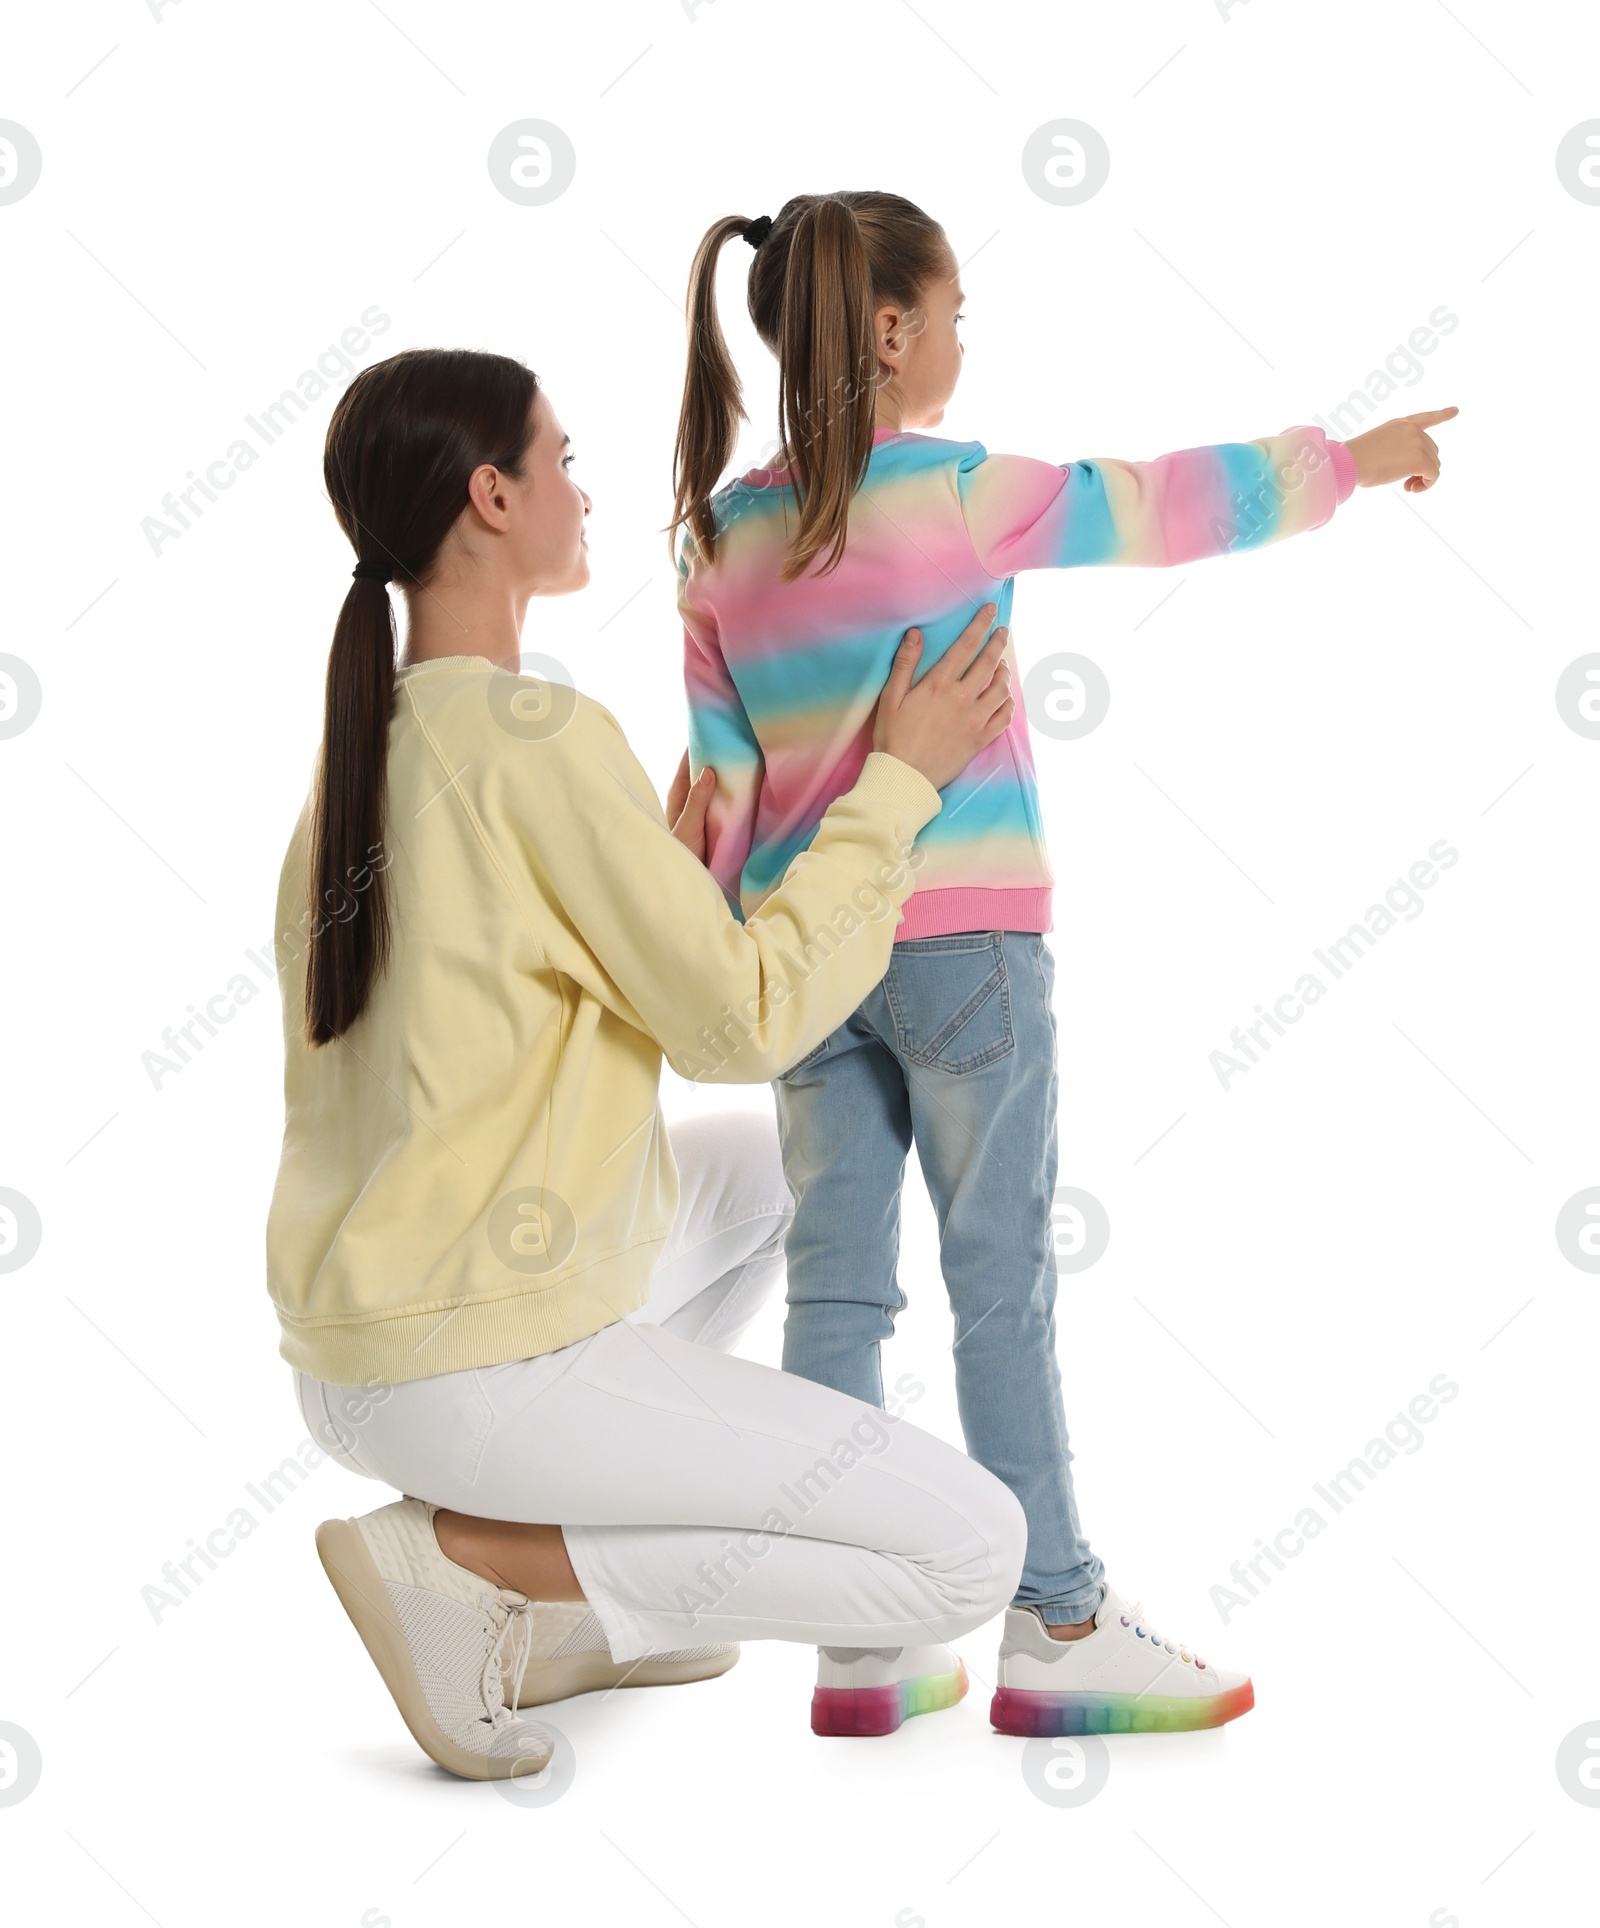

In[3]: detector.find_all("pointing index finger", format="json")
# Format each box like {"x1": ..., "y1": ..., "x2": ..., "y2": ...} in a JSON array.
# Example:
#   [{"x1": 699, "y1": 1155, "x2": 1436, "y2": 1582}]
[{"x1": 1406, "y1": 406, "x2": 1459, "y2": 427}]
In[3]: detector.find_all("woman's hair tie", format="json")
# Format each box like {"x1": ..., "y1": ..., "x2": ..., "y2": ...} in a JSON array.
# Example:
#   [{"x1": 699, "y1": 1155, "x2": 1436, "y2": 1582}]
[
  {"x1": 351, "y1": 560, "x2": 395, "y2": 583},
  {"x1": 742, "y1": 214, "x2": 773, "y2": 250}
]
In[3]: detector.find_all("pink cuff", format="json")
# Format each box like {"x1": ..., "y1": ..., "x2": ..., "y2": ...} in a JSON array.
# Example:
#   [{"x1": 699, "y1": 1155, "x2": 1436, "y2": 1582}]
[{"x1": 1328, "y1": 436, "x2": 1358, "y2": 504}]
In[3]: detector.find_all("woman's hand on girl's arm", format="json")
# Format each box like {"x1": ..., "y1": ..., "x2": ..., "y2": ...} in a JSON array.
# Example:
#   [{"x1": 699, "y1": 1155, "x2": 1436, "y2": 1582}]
[
  {"x1": 1345, "y1": 406, "x2": 1459, "y2": 493},
  {"x1": 667, "y1": 749, "x2": 716, "y2": 862}
]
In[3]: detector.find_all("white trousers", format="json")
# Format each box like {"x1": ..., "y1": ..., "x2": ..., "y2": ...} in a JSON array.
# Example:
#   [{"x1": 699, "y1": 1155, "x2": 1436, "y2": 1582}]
[{"x1": 295, "y1": 1111, "x2": 1026, "y2": 1661}]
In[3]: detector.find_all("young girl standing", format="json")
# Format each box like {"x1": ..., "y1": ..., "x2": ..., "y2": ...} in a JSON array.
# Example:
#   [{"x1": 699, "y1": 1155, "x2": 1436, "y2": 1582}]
[{"x1": 672, "y1": 191, "x2": 1455, "y2": 1737}]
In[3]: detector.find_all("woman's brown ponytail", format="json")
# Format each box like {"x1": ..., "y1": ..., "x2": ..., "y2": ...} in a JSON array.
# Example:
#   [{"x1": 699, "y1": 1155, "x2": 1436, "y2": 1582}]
[
  {"x1": 305, "y1": 347, "x2": 539, "y2": 1047},
  {"x1": 304, "y1": 569, "x2": 399, "y2": 1045}
]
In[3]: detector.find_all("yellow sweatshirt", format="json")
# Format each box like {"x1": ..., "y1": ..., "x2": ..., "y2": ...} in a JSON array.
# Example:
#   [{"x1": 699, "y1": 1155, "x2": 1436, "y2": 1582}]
[{"x1": 266, "y1": 654, "x2": 941, "y2": 1386}]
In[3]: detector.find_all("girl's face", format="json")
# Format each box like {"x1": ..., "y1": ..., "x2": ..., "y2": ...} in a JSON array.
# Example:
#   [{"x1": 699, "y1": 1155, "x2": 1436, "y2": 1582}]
[{"x1": 876, "y1": 244, "x2": 965, "y2": 430}]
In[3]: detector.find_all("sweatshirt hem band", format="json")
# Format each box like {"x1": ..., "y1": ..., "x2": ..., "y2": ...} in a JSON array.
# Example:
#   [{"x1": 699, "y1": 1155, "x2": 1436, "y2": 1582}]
[
  {"x1": 276, "y1": 1244, "x2": 658, "y2": 1388},
  {"x1": 893, "y1": 885, "x2": 1053, "y2": 941}
]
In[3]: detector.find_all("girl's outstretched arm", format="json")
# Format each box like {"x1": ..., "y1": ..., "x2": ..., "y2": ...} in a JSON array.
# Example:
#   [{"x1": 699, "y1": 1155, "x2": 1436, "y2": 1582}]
[{"x1": 956, "y1": 409, "x2": 1457, "y2": 577}]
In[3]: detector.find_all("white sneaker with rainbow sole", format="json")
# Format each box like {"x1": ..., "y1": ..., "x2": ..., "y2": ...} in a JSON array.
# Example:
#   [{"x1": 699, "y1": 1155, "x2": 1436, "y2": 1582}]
[
  {"x1": 811, "y1": 1642, "x2": 969, "y2": 1737},
  {"x1": 989, "y1": 1585, "x2": 1254, "y2": 1737}
]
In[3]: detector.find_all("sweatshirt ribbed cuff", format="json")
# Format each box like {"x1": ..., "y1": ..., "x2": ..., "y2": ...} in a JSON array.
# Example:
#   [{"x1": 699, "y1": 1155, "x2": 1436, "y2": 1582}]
[
  {"x1": 1328, "y1": 436, "x2": 1358, "y2": 503},
  {"x1": 850, "y1": 751, "x2": 944, "y2": 830}
]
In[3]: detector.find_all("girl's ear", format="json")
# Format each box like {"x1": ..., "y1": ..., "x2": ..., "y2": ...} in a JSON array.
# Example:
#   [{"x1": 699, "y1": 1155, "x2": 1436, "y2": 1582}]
[{"x1": 875, "y1": 300, "x2": 909, "y2": 369}]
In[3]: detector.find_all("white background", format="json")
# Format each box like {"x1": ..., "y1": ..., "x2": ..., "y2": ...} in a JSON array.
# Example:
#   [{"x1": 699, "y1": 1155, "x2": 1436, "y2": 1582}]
[{"x1": 3, "y1": 1, "x2": 1596, "y2": 1923}]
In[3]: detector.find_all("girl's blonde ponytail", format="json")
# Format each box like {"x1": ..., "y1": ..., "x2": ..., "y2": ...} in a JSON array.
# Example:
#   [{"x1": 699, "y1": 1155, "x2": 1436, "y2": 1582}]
[
  {"x1": 773, "y1": 197, "x2": 878, "y2": 581},
  {"x1": 672, "y1": 214, "x2": 755, "y2": 562},
  {"x1": 672, "y1": 192, "x2": 949, "y2": 579}
]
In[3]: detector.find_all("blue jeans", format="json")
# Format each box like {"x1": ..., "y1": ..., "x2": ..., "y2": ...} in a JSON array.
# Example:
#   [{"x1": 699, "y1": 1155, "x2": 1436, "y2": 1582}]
[{"x1": 774, "y1": 931, "x2": 1104, "y2": 1626}]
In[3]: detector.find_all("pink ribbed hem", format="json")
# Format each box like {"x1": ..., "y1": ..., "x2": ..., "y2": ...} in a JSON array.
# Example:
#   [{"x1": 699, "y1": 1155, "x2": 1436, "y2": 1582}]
[
  {"x1": 1328, "y1": 437, "x2": 1357, "y2": 503},
  {"x1": 893, "y1": 886, "x2": 1053, "y2": 940}
]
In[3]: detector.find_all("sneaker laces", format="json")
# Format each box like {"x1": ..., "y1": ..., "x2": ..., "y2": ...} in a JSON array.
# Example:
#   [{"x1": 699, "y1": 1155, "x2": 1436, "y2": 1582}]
[
  {"x1": 480, "y1": 1590, "x2": 535, "y2": 1726},
  {"x1": 1120, "y1": 1598, "x2": 1207, "y2": 1670}
]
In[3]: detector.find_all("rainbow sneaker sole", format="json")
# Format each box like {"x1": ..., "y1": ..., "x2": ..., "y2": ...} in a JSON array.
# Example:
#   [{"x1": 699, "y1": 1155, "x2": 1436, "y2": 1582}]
[
  {"x1": 811, "y1": 1659, "x2": 969, "y2": 1737},
  {"x1": 990, "y1": 1678, "x2": 1254, "y2": 1737}
]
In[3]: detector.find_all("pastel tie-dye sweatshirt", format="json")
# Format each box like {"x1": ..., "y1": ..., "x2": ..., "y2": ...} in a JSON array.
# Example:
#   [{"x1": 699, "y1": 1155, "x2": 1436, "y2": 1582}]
[{"x1": 680, "y1": 425, "x2": 1357, "y2": 938}]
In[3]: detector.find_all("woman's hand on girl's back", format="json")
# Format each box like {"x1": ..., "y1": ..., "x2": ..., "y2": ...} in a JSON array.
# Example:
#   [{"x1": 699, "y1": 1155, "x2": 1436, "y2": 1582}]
[
  {"x1": 874, "y1": 604, "x2": 1015, "y2": 793},
  {"x1": 667, "y1": 750, "x2": 716, "y2": 862}
]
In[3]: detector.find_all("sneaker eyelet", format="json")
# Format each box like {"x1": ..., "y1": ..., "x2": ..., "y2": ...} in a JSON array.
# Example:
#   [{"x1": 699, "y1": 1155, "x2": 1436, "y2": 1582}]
[
  {"x1": 1120, "y1": 1615, "x2": 1130, "y2": 1627},
  {"x1": 1135, "y1": 1625, "x2": 1145, "y2": 1638}
]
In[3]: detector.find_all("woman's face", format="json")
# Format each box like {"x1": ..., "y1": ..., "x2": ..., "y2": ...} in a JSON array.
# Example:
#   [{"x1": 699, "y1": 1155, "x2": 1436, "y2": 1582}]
[{"x1": 498, "y1": 387, "x2": 592, "y2": 596}]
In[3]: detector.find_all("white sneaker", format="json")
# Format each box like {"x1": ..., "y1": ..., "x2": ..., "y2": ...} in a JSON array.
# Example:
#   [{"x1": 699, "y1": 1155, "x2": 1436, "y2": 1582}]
[
  {"x1": 506, "y1": 1603, "x2": 739, "y2": 1708},
  {"x1": 315, "y1": 1499, "x2": 554, "y2": 1781},
  {"x1": 811, "y1": 1642, "x2": 968, "y2": 1737},
  {"x1": 990, "y1": 1584, "x2": 1254, "y2": 1736}
]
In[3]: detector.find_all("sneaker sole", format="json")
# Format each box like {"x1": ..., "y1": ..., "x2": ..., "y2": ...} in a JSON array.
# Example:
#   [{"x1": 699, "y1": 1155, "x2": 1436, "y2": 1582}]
[
  {"x1": 514, "y1": 1646, "x2": 739, "y2": 1708},
  {"x1": 315, "y1": 1517, "x2": 554, "y2": 1783},
  {"x1": 811, "y1": 1659, "x2": 969, "y2": 1737},
  {"x1": 989, "y1": 1679, "x2": 1255, "y2": 1737}
]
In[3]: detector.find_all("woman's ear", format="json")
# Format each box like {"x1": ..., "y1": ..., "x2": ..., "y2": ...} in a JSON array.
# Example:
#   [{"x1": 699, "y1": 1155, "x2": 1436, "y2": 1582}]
[{"x1": 465, "y1": 462, "x2": 512, "y2": 531}]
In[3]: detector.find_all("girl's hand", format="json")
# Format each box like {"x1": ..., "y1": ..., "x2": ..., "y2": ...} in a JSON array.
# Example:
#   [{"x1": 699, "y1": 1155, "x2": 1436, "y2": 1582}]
[
  {"x1": 667, "y1": 749, "x2": 716, "y2": 862},
  {"x1": 873, "y1": 603, "x2": 1015, "y2": 793},
  {"x1": 1346, "y1": 406, "x2": 1459, "y2": 493}
]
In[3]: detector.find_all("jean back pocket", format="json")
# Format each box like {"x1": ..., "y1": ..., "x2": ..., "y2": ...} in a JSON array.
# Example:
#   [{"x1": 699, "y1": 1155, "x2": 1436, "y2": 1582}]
[{"x1": 885, "y1": 932, "x2": 1014, "y2": 1073}]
